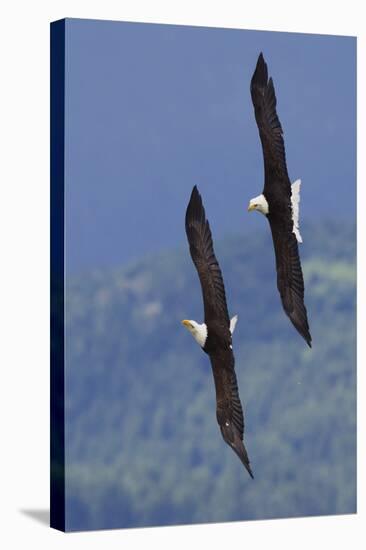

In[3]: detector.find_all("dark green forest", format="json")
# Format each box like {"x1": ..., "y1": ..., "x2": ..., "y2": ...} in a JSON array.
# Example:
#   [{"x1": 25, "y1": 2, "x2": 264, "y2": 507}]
[{"x1": 64, "y1": 221, "x2": 356, "y2": 531}]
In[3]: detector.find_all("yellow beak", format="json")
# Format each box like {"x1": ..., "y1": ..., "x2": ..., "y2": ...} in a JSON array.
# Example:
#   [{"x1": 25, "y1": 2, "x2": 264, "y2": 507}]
[
  {"x1": 248, "y1": 203, "x2": 256, "y2": 212},
  {"x1": 181, "y1": 320, "x2": 191, "y2": 328}
]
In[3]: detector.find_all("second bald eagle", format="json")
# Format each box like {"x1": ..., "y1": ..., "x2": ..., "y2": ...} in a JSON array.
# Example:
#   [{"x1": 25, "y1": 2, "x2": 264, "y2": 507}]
[
  {"x1": 182, "y1": 186, "x2": 253, "y2": 478},
  {"x1": 248, "y1": 53, "x2": 312, "y2": 347}
]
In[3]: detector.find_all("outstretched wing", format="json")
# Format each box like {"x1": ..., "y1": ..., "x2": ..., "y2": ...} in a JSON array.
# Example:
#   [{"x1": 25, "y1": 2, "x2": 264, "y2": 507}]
[
  {"x1": 250, "y1": 52, "x2": 291, "y2": 197},
  {"x1": 185, "y1": 186, "x2": 230, "y2": 326},
  {"x1": 269, "y1": 216, "x2": 312, "y2": 347},
  {"x1": 210, "y1": 349, "x2": 253, "y2": 478}
]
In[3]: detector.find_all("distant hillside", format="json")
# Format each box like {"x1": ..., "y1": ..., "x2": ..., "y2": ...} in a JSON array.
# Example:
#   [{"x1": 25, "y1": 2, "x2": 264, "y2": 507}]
[{"x1": 64, "y1": 221, "x2": 356, "y2": 531}]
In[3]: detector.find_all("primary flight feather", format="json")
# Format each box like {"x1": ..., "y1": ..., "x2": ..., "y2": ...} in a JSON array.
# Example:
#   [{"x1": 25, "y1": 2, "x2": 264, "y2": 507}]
[
  {"x1": 248, "y1": 52, "x2": 312, "y2": 347},
  {"x1": 182, "y1": 185, "x2": 253, "y2": 478}
]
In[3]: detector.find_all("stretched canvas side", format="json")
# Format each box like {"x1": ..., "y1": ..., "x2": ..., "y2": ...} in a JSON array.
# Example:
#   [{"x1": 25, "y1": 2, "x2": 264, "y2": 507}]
[{"x1": 50, "y1": 18, "x2": 66, "y2": 532}]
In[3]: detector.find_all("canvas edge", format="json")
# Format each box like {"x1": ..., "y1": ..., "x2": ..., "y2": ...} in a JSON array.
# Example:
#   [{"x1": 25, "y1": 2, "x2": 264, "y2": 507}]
[{"x1": 50, "y1": 18, "x2": 66, "y2": 533}]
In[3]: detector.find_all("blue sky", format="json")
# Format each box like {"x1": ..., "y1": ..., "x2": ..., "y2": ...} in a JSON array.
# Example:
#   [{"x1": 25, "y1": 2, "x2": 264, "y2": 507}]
[{"x1": 64, "y1": 18, "x2": 356, "y2": 273}]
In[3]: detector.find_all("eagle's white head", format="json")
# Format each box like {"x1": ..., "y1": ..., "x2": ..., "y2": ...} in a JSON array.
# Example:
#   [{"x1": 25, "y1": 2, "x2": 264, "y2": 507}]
[
  {"x1": 247, "y1": 194, "x2": 269, "y2": 215},
  {"x1": 181, "y1": 315, "x2": 238, "y2": 349},
  {"x1": 181, "y1": 319, "x2": 208, "y2": 348}
]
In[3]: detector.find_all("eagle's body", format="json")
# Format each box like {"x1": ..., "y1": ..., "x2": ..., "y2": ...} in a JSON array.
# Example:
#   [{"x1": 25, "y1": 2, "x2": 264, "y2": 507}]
[
  {"x1": 248, "y1": 53, "x2": 312, "y2": 347},
  {"x1": 183, "y1": 186, "x2": 253, "y2": 478}
]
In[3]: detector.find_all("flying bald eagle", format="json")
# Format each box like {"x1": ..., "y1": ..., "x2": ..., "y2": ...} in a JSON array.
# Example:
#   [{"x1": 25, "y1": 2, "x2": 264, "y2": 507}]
[
  {"x1": 248, "y1": 52, "x2": 312, "y2": 347},
  {"x1": 182, "y1": 186, "x2": 253, "y2": 478}
]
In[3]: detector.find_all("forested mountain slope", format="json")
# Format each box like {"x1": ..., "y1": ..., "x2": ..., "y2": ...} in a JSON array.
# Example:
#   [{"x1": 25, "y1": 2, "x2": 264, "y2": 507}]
[{"x1": 64, "y1": 222, "x2": 356, "y2": 530}]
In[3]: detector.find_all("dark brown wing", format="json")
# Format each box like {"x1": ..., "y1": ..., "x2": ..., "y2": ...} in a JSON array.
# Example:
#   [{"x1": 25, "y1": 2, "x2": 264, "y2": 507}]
[
  {"x1": 269, "y1": 215, "x2": 312, "y2": 347},
  {"x1": 210, "y1": 349, "x2": 253, "y2": 478},
  {"x1": 250, "y1": 52, "x2": 291, "y2": 197},
  {"x1": 185, "y1": 186, "x2": 230, "y2": 326}
]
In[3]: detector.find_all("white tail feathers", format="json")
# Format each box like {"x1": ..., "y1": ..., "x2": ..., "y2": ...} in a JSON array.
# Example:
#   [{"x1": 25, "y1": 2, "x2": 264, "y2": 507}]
[
  {"x1": 230, "y1": 315, "x2": 238, "y2": 335},
  {"x1": 291, "y1": 179, "x2": 303, "y2": 243}
]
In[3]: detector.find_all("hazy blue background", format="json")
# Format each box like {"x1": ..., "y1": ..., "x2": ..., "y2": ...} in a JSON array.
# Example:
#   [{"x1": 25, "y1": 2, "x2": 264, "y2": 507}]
[
  {"x1": 64, "y1": 18, "x2": 356, "y2": 274},
  {"x1": 62, "y1": 19, "x2": 356, "y2": 531}
]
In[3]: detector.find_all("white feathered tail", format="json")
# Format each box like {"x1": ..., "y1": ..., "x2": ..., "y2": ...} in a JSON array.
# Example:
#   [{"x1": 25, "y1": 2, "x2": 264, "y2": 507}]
[
  {"x1": 230, "y1": 315, "x2": 238, "y2": 335},
  {"x1": 291, "y1": 179, "x2": 303, "y2": 243}
]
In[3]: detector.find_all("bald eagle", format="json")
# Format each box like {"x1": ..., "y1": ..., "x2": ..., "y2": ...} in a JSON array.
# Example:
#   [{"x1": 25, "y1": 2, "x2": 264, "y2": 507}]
[
  {"x1": 182, "y1": 186, "x2": 253, "y2": 478},
  {"x1": 248, "y1": 52, "x2": 312, "y2": 347}
]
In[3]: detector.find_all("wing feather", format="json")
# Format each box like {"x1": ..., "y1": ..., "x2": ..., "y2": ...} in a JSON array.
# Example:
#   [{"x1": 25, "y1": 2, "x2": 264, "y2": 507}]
[
  {"x1": 250, "y1": 52, "x2": 291, "y2": 196},
  {"x1": 185, "y1": 186, "x2": 230, "y2": 326},
  {"x1": 210, "y1": 350, "x2": 253, "y2": 478},
  {"x1": 269, "y1": 218, "x2": 312, "y2": 347}
]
